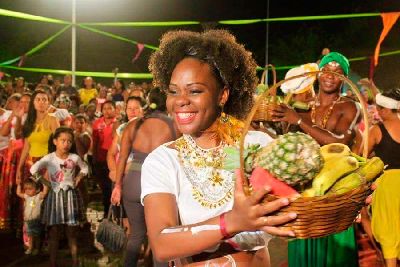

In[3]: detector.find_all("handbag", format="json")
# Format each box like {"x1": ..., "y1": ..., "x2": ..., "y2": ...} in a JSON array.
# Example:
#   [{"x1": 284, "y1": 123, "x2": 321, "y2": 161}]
[{"x1": 96, "y1": 205, "x2": 126, "y2": 252}]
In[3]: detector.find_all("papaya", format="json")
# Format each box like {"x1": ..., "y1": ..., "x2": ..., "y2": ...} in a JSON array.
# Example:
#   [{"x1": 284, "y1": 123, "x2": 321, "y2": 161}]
[{"x1": 249, "y1": 167, "x2": 299, "y2": 197}]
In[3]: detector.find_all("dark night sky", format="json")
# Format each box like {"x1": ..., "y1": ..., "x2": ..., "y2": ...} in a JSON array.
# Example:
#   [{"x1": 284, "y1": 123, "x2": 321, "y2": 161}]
[{"x1": 0, "y1": 0, "x2": 399, "y2": 88}]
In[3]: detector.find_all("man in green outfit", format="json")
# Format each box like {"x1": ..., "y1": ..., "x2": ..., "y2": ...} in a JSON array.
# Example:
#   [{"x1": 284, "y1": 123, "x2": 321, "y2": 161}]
[{"x1": 270, "y1": 52, "x2": 360, "y2": 267}]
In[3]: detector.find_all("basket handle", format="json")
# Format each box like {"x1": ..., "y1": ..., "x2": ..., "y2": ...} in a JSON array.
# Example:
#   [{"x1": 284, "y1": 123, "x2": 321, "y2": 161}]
[
  {"x1": 260, "y1": 64, "x2": 277, "y2": 86},
  {"x1": 240, "y1": 70, "x2": 369, "y2": 194}
]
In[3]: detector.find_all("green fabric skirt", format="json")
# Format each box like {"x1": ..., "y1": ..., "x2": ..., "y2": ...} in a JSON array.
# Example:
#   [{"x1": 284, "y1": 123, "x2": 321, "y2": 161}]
[{"x1": 288, "y1": 225, "x2": 359, "y2": 267}]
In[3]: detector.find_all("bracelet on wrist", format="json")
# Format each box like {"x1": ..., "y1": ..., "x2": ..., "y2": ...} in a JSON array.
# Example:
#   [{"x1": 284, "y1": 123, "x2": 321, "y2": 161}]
[{"x1": 219, "y1": 212, "x2": 232, "y2": 239}]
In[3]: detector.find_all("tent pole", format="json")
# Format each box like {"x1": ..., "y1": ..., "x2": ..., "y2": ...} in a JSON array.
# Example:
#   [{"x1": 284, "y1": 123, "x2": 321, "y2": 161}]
[
  {"x1": 265, "y1": 0, "x2": 270, "y2": 82},
  {"x1": 72, "y1": 0, "x2": 76, "y2": 86}
]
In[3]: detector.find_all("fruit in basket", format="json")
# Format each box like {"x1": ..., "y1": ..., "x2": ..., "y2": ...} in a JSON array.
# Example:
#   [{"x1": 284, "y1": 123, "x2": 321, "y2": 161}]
[
  {"x1": 327, "y1": 156, "x2": 384, "y2": 195},
  {"x1": 320, "y1": 143, "x2": 367, "y2": 163},
  {"x1": 291, "y1": 101, "x2": 310, "y2": 111},
  {"x1": 320, "y1": 143, "x2": 351, "y2": 161},
  {"x1": 254, "y1": 132, "x2": 323, "y2": 186},
  {"x1": 249, "y1": 167, "x2": 299, "y2": 197},
  {"x1": 356, "y1": 157, "x2": 385, "y2": 181},
  {"x1": 312, "y1": 156, "x2": 359, "y2": 196},
  {"x1": 327, "y1": 172, "x2": 363, "y2": 195}
]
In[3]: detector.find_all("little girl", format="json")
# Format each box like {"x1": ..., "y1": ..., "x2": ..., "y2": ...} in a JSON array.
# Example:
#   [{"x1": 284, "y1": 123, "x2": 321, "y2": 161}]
[
  {"x1": 16, "y1": 177, "x2": 47, "y2": 255},
  {"x1": 30, "y1": 126, "x2": 88, "y2": 267}
]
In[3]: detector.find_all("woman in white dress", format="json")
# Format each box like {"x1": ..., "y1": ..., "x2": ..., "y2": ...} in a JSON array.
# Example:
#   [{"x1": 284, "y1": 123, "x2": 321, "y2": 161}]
[{"x1": 141, "y1": 30, "x2": 297, "y2": 266}]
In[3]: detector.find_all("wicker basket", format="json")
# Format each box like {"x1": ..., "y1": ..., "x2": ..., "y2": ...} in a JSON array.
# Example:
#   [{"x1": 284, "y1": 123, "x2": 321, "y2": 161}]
[
  {"x1": 240, "y1": 70, "x2": 371, "y2": 239},
  {"x1": 252, "y1": 64, "x2": 278, "y2": 122}
]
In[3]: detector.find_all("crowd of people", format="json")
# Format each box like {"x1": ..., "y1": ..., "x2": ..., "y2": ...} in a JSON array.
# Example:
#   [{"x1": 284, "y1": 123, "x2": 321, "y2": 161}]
[{"x1": 0, "y1": 29, "x2": 399, "y2": 267}]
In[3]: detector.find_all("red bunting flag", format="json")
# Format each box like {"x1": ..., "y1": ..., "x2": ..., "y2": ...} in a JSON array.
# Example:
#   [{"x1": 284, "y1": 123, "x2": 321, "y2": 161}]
[
  {"x1": 131, "y1": 43, "x2": 145, "y2": 63},
  {"x1": 369, "y1": 56, "x2": 375, "y2": 80},
  {"x1": 374, "y1": 12, "x2": 400, "y2": 66}
]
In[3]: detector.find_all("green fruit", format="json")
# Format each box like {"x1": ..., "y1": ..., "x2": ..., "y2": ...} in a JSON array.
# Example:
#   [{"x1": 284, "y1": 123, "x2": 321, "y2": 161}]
[{"x1": 291, "y1": 101, "x2": 310, "y2": 110}]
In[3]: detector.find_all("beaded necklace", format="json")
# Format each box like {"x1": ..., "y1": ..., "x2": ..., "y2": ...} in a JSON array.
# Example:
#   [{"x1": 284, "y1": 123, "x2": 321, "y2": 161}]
[
  {"x1": 310, "y1": 95, "x2": 341, "y2": 129},
  {"x1": 175, "y1": 134, "x2": 235, "y2": 209}
]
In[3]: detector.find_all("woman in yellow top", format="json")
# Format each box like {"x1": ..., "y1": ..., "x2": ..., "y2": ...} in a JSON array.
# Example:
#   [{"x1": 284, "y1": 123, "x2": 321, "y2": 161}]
[
  {"x1": 16, "y1": 89, "x2": 59, "y2": 181},
  {"x1": 78, "y1": 77, "x2": 98, "y2": 105},
  {"x1": 358, "y1": 89, "x2": 400, "y2": 267}
]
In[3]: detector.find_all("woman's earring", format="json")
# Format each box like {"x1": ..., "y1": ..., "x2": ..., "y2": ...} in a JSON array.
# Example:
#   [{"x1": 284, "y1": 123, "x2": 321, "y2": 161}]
[{"x1": 219, "y1": 104, "x2": 229, "y2": 123}]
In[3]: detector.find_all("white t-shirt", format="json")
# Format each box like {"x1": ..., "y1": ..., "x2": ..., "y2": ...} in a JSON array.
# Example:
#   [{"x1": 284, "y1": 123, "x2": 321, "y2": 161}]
[
  {"x1": 30, "y1": 152, "x2": 88, "y2": 193},
  {"x1": 0, "y1": 110, "x2": 14, "y2": 150},
  {"x1": 24, "y1": 193, "x2": 43, "y2": 221},
  {"x1": 141, "y1": 131, "x2": 272, "y2": 226}
]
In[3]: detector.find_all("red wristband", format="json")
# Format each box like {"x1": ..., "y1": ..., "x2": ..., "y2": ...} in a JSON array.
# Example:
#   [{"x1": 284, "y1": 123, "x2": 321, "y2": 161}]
[{"x1": 219, "y1": 212, "x2": 231, "y2": 239}]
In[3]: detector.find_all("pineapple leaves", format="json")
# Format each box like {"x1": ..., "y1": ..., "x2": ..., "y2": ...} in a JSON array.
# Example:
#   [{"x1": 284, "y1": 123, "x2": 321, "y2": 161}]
[{"x1": 223, "y1": 144, "x2": 261, "y2": 173}]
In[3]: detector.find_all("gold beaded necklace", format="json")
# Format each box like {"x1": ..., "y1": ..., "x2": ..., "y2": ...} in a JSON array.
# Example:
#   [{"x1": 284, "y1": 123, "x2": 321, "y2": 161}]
[
  {"x1": 310, "y1": 95, "x2": 341, "y2": 129},
  {"x1": 174, "y1": 114, "x2": 243, "y2": 209},
  {"x1": 175, "y1": 134, "x2": 234, "y2": 209}
]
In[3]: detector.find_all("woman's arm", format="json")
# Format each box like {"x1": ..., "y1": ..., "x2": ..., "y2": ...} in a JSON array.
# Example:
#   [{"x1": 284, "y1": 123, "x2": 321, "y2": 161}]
[
  {"x1": 15, "y1": 177, "x2": 25, "y2": 199},
  {"x1": 0, "y1": 107, "x2": 24, "y2": 137},
  {"x1": 16, "y1": 139, "x2": 30, "y2": 180},
  {"x1": 0, "y1": 112, "x2": 14, "y2": 137},
  {"x1": 50, "y1": 115, "x2": 60, "y2": 132},
  {"x1": 110, "y1": 121, "x2": 135, "y2": 205},
  {"x1": 355, "y1": 125, "x2": 380, "y2": 157},
  {"x1": 13, "y1": 110, "x2": 24, "y2": 139},
  {"x1": 106, "y1": 134, "x2": 119, "y2": 182},
  {"x1": 144, "y1": 174, "x2": 296, "y2": 262},
  {"x1": 39, "y1": 185, "x2": 49, "y2": 199}
]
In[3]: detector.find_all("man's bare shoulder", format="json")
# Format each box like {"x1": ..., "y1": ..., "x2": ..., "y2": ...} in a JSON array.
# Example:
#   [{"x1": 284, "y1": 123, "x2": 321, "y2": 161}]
[{"x1": 338, "y1": 97, "x2": 357, "y2": 110}]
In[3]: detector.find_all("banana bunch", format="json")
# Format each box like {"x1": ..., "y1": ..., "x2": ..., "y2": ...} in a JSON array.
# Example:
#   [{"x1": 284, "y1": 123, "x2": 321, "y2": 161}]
[
  {"x1": 302, "y1": 143, "x2": 384, "y2": 197},
  {"x1": 327, "y1": 157, "x2": 384, "y2": 195}
]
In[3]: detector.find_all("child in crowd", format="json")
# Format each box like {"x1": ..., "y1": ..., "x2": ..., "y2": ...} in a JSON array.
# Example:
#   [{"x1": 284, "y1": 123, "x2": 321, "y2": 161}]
[
  {"x1": 30, "y1": 127, "x2": 88, "y2": 266},
  {"x1": 78, "y1": 104, "x2": 86, "y2": 115},
  {"x1": 16, "y1": 177, "x2": 47, "y2": 255},
  {"x1": 73, "y1": 114, "x2": 92, "y2": 207}
]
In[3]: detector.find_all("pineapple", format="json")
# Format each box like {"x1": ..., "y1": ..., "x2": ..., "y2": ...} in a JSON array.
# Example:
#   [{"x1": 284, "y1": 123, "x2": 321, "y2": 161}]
[{"x1": 254, "y1": 132, "x2": 323, "y2": 186}]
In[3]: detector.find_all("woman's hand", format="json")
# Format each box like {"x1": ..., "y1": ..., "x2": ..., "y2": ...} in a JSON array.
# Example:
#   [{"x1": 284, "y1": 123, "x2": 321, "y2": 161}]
[
  {"x1": 226, "y1": 170, "x2": 297, "y2": 237},
  {"x1": 269, "y1": 104, "x2": 301, "y2": 125},
  {"x1": 111, "y1": 183, "x2": 122, "y2": 206},
  {"x1": 16, "y1": 176, "x2": 21, "y2": 185},
  {"x1": 12, "y1": 106, "x2": 24, "y2": 119},
  {"x1": 16, "y1": 168, "x2": 22, "y2": 183},
  {"x1": 365, "y1": 182, "x2": 377, "y2": 205}
]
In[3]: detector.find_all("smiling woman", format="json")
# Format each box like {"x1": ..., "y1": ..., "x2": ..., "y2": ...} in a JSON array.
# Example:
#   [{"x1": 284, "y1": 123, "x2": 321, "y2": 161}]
[{"x1": 139, "y1": 30, "x2": 298, "y2": 267}]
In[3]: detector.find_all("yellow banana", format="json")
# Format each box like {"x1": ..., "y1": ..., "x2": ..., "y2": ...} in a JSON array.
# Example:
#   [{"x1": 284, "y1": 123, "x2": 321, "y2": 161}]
[
  {"x1": 312, "y1": 156, "x2": 359, "y2": 196},
  {"x1": 327, "y1": 156, "x2": 384, "y2": 195},
  {"x1": 301, "y1": 188, "x2": 316, "y2": 197},
  {"x1": 327, "y1": 172, "x2": 363, "y2": 195},
  {"x1": 320, "y1": 143, "x2": 351, "y2": 161},
  {"x1": 357, "y1": 157, "x2": 384, "y2": 182}
]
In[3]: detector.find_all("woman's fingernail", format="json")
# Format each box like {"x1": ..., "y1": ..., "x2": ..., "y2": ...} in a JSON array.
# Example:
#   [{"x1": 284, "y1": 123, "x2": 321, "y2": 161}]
[
  {"x1": 264, "y1": 186, "x2": 271, "y2": 191},
  {"x1": 289, "y1": 231, "x2": 296, "y2": 237},
  {"x1": 289, "y1": 212, "x2": 297, "y2": 219},
  {"x1": 281, "y1": 198, "x2": 289, "y2": 205}
]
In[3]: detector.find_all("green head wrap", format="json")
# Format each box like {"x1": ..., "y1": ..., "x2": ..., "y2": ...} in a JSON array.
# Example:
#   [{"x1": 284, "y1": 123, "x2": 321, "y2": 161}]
[{"x1": 319, "y1": 52, "x2": 350, "y2": 76}]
